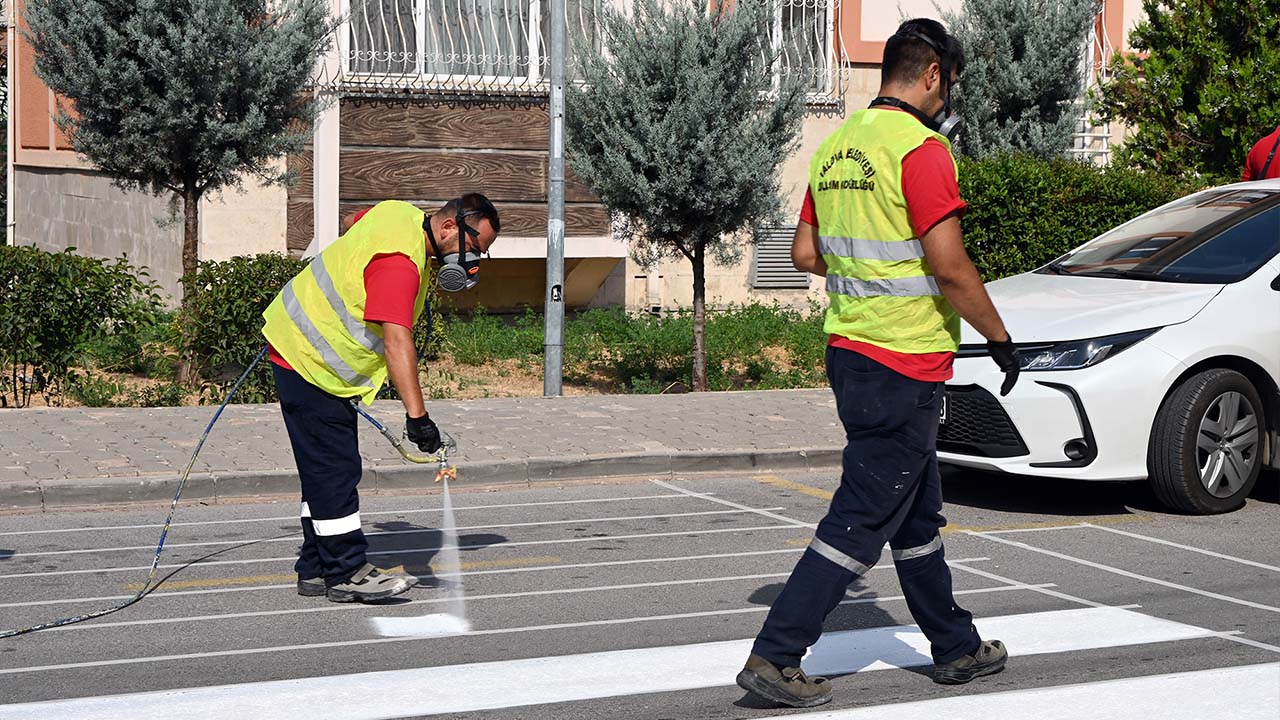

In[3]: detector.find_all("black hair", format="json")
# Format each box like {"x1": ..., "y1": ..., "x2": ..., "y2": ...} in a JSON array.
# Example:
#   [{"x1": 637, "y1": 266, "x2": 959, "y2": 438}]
[
  {"x1": 882, "y1": 18, "x2": 965, "y2": 87},
  {"x1": 441, "y1": 193, "x2": 501, "y2": 234}
]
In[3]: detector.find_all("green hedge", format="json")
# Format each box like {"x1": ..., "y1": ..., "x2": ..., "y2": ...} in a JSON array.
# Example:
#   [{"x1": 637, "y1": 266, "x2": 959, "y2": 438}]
[
  {"x1": 0, "y1": 246, "x2": 160, "y2": 407},
  {"x1": 179, "y1": 253, "x2": 307, "y2": 403},
  {"x1": 957, "y1": 155, "x2": 1204, "y2": 280}
]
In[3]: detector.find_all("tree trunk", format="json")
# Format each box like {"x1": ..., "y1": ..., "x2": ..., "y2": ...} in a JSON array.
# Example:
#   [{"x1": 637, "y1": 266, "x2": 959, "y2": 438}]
[
  {"x1": 691, "y1": 242, "x2": 707, "y2": 392},
  {"x1": 176, "y1": 183, "x2": 200, "y2": 385}
]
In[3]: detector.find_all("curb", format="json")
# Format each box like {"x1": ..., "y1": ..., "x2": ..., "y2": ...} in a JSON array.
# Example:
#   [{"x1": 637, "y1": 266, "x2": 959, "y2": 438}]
[{"x1": 2, "y1": 447, "x2": 844, "y2": 512}]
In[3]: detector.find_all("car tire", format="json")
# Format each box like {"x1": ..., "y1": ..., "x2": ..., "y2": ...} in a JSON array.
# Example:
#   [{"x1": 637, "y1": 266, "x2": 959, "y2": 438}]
[{"x1": 1149, "y1": 369, "x2": 1265, "y2": 514}]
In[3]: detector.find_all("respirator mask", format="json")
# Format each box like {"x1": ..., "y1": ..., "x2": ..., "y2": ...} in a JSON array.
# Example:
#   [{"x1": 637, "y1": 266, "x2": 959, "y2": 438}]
[{"x1": 425, "y1": 201, "x2": 484, "y2": 293}]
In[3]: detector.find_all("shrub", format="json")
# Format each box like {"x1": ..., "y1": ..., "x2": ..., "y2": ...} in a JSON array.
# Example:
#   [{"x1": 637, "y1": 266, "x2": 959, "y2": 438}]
[
  {"x1": 126, "y1": 381, "x2": 188, "y2": 408},
  {"x1": 79, "y1": 310, "x2": 179, "y2": 378},
  {"x1": 180, "y1": 253, "x2": 306, "y2": 403},
  {"x1": 66, "y1": 373, "x2": 125, "y2": 408},
  {"x1": 0, "y1": 246, "x2": 160, "y2": 407},
  {"x1": 958, "y1": 155, "x2": 1202, "y2": 280}
]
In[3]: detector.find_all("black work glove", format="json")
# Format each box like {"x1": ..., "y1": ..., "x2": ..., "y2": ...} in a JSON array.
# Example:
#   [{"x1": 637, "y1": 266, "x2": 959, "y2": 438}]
[
  {"x1": 987, "y1": 337, "x2": 1020, "y2": 397},
  {"x1": 405, "y1": 413, "x2": 442, "y2": 453}
]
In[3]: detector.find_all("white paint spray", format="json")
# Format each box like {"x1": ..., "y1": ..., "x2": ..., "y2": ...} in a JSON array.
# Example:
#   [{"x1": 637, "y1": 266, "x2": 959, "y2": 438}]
[{"x1": 370, "y1": 476, "x2": 471, "y2": 638}]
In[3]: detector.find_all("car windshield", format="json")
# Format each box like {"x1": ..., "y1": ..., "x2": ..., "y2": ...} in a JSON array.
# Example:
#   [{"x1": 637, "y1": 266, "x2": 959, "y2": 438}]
[{"x1": 1043, "y1": 187, "x2": 1280, "y2": 283}]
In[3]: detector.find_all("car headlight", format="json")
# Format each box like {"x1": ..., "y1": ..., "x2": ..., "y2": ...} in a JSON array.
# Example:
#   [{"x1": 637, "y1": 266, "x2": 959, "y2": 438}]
[{"x1": 1017, "y1": 328, "x2": 1160, "y2": 371}]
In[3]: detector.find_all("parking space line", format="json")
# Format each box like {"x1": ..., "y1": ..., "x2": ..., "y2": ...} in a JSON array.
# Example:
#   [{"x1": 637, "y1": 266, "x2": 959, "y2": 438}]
[
  {"x1": 948, "y1": 559, "x2": 1280, "y2": 654},
  {"x1": 968, "y1": 531, "x2": 1280, "y2": 615},
  {"x1": 35, "y1": 558, "x2": 1000, "y2": 635},
  {"x1": 1080, "y1": 523, "x2": 1280, "y2": 573},
  {"x1": 120, "y1": 556, "x2": 564, "y2": 592},
  {"x1": 653, "y1": 479, "x2": 815, "y2": 528},
  {"x1": 0, "y1": 524, "x2": 809, "y2": 580},
  {"x1": 10, "y1": 508, "x2": 785, "y2": 560},
  {"x1": 0, "y1": 493, "x2": 701, "y2": 537},
  {"x1": 0, "y1": 548, "x2": 819, "y2": 609},
  {"x1": 0, "y1": 583, "x2": 1044, "y2": 676}
]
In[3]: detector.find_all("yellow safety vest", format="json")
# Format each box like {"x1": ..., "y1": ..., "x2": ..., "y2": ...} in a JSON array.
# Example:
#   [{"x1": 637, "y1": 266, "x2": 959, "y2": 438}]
[
  {"x1": 261, "y1": 200, "x2": 432, "y2": 405},
  {"x1": 809, "y1": 108, "x2": 961, "y2": 354}
]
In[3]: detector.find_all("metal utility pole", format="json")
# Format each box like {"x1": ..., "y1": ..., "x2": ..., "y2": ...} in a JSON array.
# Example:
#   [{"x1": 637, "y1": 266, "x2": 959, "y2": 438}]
[{"x1": 543, "y1": 0, "x2": 567, "y2": 397}]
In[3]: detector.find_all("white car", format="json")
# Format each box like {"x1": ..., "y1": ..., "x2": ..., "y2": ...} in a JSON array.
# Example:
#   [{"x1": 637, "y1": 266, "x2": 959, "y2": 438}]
[{"x1": 939, "y1": 182, "x2": 1280, "y2": 514}]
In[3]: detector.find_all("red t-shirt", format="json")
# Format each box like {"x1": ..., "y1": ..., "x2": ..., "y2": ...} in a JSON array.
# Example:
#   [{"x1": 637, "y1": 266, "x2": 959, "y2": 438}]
[
  {"x1": 1243, "y1": 127, "x2": 1280, "y2": 181},
  {"x1": 801, "y1": 121, "x2": 966, "y2": 382},
  {"x1": 269, "y1": 208, "x2": 421, "y2": 370}
]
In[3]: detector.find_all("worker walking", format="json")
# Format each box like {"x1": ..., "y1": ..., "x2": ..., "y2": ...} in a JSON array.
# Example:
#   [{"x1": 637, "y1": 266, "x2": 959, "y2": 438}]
[
  {"x1": 736, "y1": 19, "x2": 1018, "y2": 707},
  {"x1": 262, "y1": 195, "x2": 500, "y2": 603}
]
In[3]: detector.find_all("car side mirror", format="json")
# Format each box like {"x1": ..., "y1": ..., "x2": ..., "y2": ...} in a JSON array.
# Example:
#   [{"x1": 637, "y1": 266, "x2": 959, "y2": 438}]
[{"x1": 1273, "y1": 273, "x2": 1280, "y2": 291}]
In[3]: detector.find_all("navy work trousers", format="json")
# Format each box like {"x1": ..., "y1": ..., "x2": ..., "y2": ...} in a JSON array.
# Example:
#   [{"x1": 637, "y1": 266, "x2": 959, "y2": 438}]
[
  {"x1": 274, "y1": 365, "x2": 369, "y2": 586},
  {"x1": 752, "y1": 346, "x2": 981, "y2": 667}
]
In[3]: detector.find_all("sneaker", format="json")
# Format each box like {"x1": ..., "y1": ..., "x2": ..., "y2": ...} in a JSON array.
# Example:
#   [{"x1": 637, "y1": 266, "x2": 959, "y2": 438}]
[
  {"x1": 933, "y1": 639, "x2": 1008, "y2": 685},
  {"x1": 735, "y1": 653, "x2": 832, "y2": 708},
  {"x1": 325, "y1": 563, "x2": 414, "y2": 603},
  {"x1": 296, "y1": 576, "x2": 326, "y2": 597}
]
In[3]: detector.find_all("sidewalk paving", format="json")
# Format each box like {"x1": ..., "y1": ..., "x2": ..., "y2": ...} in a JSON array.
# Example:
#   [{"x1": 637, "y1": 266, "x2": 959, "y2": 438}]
[{"x1": 0, "y1": 389, "x2": 843, "y2": 511}]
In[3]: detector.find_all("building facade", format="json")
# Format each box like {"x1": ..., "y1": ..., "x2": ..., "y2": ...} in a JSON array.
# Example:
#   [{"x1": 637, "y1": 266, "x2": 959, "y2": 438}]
[{"x1": 5, "y1": 0, "x2": 1141, "y2": 309}]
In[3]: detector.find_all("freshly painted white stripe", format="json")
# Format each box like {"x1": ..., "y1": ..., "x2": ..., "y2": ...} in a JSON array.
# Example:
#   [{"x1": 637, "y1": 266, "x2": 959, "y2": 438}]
[
  {"x1": 8, "y1": 508, "x2": 783, "y2": 559},
  {"x1": 311, "y1": 511, "x2": 361, "y2": 537},
  {"x1": 0, "y1": 524, "x2": 807, "y2": 580},
  {"x1": 39, "y1": 562, "x2": 1001, "y2": 635},
  {"x1": 299, "y1": 502, "x2": 310, "y2": 519},
  {"x1": 1081, "y1": 523, "x2": 1280, "y2": 573},
  {"x1": 779, "y1": 664, "x2": 1280, "y2": 720},
  {"x1": 0, "y1": 493, "x2": 699, "y2": 537},
  {"x1": 0, "y1": 608, "x2": 1223, "y2": 718},
  {"x1": 971, "y1": 531, "x2": 1280, "y2": 614}
]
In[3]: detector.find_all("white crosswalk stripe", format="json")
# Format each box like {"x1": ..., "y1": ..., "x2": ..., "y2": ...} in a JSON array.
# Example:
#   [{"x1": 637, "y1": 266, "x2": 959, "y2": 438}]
[{"x1": 0, "y1": 606, "x2": 1229, "y2": 720}]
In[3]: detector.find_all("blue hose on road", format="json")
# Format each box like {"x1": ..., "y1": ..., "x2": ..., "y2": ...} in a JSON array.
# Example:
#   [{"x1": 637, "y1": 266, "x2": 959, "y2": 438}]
[{"x1": 0, "y1": 346, "x2": 269, "y2": 639}]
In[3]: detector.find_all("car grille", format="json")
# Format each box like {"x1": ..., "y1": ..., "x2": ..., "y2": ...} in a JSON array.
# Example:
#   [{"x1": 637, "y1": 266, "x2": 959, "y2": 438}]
[{"x1": 938, "y1": 385, "x2": 1029, "y2": 458}]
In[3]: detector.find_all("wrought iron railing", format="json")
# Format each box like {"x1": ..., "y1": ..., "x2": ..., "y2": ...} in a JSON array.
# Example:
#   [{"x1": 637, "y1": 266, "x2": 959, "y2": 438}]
[
  {"x1": 315, "y1": 0, "x2": 847, "y2": 101},
  {"x1": 1068, "y1": 7, "x2": 1114, "y2": 165}
]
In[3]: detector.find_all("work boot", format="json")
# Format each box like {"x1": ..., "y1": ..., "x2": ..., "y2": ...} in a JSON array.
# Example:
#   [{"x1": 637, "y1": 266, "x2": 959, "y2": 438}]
[
  {"x1": 933, "y1": 639, "x2": 1008, "y2": 685},
  {"x1": 296, "y1": 576, "x2": 326, "y2": 597},
  {"x1": 326, "y1": 563, "x2": 414, "y2": 603},
  {"x1": 736, "y1": 653, "x2": 832, "y2": 708}
]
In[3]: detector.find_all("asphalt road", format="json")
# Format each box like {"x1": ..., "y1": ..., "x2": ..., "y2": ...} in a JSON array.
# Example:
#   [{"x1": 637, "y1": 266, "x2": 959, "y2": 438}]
[{"x1": 0, "y1": 468, "x2": 1276, "y2": 719}]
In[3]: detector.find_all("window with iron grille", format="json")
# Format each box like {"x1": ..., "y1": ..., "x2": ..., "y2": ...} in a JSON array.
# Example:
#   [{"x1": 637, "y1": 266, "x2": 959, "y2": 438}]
[
  {"x1": 767, "y1": 0, "x2": 835, "y2": 97},
  {"x1": 752, "y1": 225, "x2": 810, "y2": 289},
  {"x1": 346, "y1": 0, "x2": 602, "y2": 88}
]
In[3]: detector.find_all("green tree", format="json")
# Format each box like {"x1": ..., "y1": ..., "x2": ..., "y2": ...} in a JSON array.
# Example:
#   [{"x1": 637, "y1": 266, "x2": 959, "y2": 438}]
[
  {"x1": 566, "y1": 0, "x2": 805, "y2": 391},
  {"x1": 1096, "y1": 0, "x2": 1280, "y2": 179},
  {"x1": 942, "y1": 0, "x2": 1099, "y2": 158},
  {"x1": 22, "y1": 0, "x2": 335, "y2": 379}
]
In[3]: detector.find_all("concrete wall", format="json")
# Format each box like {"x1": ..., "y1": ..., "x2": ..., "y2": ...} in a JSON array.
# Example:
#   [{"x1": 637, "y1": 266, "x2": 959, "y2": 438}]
[
  {"x1": 13, "y1": 166, "x2": 184, "y2": 299},
  {"x1": 199, "y1": 161, "x2": 289, "y2": 262}
]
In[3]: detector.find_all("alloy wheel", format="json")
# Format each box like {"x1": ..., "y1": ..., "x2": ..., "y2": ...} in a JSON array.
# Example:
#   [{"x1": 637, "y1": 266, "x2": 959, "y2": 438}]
[{"x1": 1196, "y1": 391, "x2": 1260, "y2": 498}]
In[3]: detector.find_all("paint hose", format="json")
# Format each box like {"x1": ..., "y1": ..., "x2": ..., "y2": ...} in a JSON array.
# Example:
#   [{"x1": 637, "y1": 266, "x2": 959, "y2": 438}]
[{"x1": 0, "y1": 346, "x2": 270, "y2": 639}]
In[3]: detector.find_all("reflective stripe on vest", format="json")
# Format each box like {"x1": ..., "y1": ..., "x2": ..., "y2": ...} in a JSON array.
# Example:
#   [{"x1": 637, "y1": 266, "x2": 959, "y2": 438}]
[
  {"x1": 280, "y1": 278, "x2": 374, "y2": 389},
  {"x1": 819, "y1": 236, "x2": 925, "y2": 262},
  {"x1": 309, "y1": 253, "x2": 385, "y2": 356},
  {"x1": 826, "y1": 274, "x2": 941, "y2": 298}
]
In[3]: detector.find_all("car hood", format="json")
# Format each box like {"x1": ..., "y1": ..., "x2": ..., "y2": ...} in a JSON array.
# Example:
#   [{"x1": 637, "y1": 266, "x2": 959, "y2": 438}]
[{"x1": 960, "y1": 272, "x2": 1224, "y2": 344}]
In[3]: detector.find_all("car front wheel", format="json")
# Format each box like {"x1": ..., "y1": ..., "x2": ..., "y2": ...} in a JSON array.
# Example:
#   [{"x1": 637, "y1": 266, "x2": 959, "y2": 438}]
[{"x1": 1149, "y1": 369, "x2": 1264, "y2": 514}]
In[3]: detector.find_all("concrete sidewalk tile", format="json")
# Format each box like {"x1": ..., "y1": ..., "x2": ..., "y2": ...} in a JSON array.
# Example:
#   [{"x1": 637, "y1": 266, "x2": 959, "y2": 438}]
[
  {"x1": 527, "y1": 453, "x2": 672, "y2": 482},
  {"x1": 0, "y1": 483, "x2": 43, "y2": 510},
  {"x1": 40, "y1": 474, "x2": 216, "y2": 509},
  {"x1": 213, "y1": 469, "x2": 299, "y2": 500}
]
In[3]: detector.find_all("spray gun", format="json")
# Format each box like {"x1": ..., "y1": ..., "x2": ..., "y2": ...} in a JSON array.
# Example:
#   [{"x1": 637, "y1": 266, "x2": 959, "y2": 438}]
[{"x1": 351, "y1": 403, "x2": 458, "y2": 482}]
